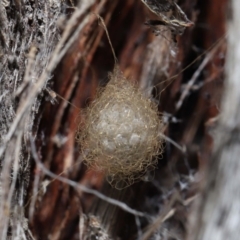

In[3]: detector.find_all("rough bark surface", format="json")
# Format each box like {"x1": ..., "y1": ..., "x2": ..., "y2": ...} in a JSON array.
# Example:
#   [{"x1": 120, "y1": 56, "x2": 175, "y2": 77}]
[
  {"x1": 0, "y1": 0, "x2": 230, "y2": 239},
  {"x1": 189, "y1": 0, "x2": 240, "y2": 239}
]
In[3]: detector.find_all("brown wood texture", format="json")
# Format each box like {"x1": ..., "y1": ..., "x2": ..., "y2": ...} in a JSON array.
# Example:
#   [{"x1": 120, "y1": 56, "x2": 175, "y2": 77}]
[
  {"x1": 29, "y1": 0, "x2": 227, "y2": 239},
  {"x1": 0, "y1": 0, "x2": 228, "y2": 239},
  {"x1": 188, "y1": 0, "x2": 240, "y2": 239}
]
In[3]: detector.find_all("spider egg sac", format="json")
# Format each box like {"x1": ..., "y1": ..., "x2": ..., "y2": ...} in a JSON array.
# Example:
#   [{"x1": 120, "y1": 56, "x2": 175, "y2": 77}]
[{"x1": 77, "y1": 67, "x2": 163, "y2": 188}]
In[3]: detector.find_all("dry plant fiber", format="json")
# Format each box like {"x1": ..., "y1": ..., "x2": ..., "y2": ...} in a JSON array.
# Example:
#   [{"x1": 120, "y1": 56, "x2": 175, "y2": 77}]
[{"x1": 77, "y1": 67, "x2": 163, "y2": 188}]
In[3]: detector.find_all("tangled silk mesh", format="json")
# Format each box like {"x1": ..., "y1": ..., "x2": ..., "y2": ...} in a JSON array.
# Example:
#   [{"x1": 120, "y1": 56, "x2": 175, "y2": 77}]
[{"x1": 77, "y1": 67, "x2": 163, "y2": 188}]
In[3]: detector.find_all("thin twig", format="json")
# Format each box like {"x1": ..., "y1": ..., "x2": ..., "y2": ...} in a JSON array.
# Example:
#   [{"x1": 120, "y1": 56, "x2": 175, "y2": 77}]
[
  {"x1": 140, "y1": 193, "x2": 198, "y2": 240},
  {"x1": 29, "y1": 137, "x2": 147, "y2": 218},
  {"x1": 158, "y1": 132, "x2": 186, "y2": 153},
  {"x1": 156, "y1": 34, "x2": 227, "y2": 95},
  {"x1": 139, "y1": 192, "x2": 180, "y2": 240},
  {"x1": 176, "y1": 37, "x2": 225, "y2": 110}
]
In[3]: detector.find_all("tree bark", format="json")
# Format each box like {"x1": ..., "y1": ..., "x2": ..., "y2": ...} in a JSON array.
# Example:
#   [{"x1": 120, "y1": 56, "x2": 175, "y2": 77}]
[
  {"x1": 0, "y1": 0, "x2": 229, "y2": 239},
  {"x1": 189, "y1": 0, "x2": 240, "y2": 239}
]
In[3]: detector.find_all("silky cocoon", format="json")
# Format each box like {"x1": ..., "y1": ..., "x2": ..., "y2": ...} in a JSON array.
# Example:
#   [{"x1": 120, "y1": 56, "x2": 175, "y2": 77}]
[{"x1": 77, "y1": 67, "x2": 163, "y2": 188}]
